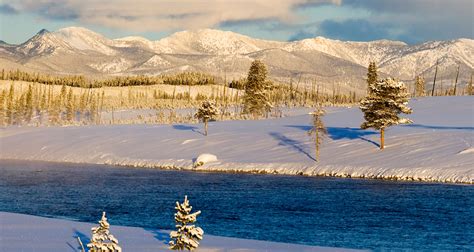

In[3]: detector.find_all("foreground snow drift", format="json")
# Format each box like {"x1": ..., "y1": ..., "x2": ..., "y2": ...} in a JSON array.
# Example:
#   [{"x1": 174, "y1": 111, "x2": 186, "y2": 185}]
[
  {"x1": 0, "y1": 96, "x2": 473, "y2": 184},
  {"x1": 0, "y1": 212, "x2": 360, "y2": 252}
]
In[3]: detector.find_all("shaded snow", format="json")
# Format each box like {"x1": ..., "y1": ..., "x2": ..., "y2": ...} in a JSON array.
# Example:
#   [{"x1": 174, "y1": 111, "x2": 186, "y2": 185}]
[
  {"x1": 0, "y1": 212, "x2": 360, "y2": 252},
  {"x1": 0, "y1": 96, "x2": 473, "y2": 184}
]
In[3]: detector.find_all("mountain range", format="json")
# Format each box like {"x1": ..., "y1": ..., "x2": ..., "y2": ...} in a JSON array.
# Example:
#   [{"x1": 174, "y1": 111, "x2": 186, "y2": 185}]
[{"x1": 1, "y1": 27, "x2": 472, "y2": 93}]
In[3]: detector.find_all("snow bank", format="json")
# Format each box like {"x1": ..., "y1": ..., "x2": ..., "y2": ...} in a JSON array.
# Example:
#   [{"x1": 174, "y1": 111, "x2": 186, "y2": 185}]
[
  {"x1": 0, "y1": 96, "x2": 472, "y2": 184},
  {"x1": 0, "y1": 212, "x2": 361, "y2": 252},
  {"x1": 194, "y1": 153, "x2": 218, "y2": 167}
]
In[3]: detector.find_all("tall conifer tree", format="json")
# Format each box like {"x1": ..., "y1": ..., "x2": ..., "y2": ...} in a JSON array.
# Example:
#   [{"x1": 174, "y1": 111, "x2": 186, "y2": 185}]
[
  {"x1": 243, "y1": 60, "x2": 272, "y2": 118},
  {"x1": 415, "y1": 75, "x2": 425, "y2": 97},
  {"x1": 360, "y1": 78, "x2": 413, "y2": 149},
  {"x1": 367, "y1": 61, "x2": 378, "y2": 95}
]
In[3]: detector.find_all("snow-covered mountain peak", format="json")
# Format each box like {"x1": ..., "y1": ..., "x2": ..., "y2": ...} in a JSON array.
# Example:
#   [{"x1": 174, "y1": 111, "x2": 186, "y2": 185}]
[
  {"x1": 37, "y1": 29, "x2": 50, "y2": 35},
  {"x1": 16, "y1": 28, "x2": 72, "y2": 56},
  {"x1": 1, "y1": 26, "x2": 472, "y2": 84},
  {"x1": 52, "y1": 27, "x2": 116, "y2": 55},
  {"x1": 157, "y1": 28, "x2": 283, "y2": 55},
  {"x1": 115, "y1": 36, "x2": 152, "y2": 42}
]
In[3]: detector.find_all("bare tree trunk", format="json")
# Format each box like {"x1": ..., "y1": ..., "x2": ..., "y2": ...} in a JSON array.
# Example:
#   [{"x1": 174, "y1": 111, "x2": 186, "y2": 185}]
[
  {"x1": 431, "y1": 60, "x2": 439, "y2": 96},
  {"x1": 315, "y1": 130, "x2": 319, "y2": 162},
  {"x1": 77, "y1": 237, "x2": 85, "y2": 252},
  {"x1": 469, "y1": 73, "x2": 473, "y2": 96},
  {"x1": 380, "y1": 128, "x2": 385, "y2": 150},
  {"x1": 453, "y1": 65, "x2": 460, "y2": 96},
  {"x1": 204, "y1": 119, "x2": 208, "y2": 136}
]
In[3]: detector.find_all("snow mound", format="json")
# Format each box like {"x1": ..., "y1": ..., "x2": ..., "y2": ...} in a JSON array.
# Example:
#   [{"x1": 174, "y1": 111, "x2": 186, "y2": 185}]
[
  {"x1": 194, "y1": 154, "x2": 218, "y2": 168},
  {"x1": 459, "y1": 148, "x2": 474, "y2": 155}
]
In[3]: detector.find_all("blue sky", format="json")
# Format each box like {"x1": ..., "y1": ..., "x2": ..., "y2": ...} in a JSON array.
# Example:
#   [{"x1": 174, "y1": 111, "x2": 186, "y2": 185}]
[{"x1": 0, "y1": 0, "x2": 472, "y2": 45}]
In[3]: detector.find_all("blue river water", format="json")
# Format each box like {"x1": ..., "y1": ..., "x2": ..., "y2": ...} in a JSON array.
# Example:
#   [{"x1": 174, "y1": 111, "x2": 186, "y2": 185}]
[{"x1": 0, "y1": 160, "x2": 472, "y2": 250}]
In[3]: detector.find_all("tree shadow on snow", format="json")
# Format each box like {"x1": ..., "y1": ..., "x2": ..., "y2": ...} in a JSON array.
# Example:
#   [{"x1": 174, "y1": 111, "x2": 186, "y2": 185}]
[
  {"x1": 401, "y1": 124, "x2": 474, "y2": 131},
  {"x1": 69, "y1": 229, "x2": 89, "y2": 251},
  {"x1": 172, "y1": 124, "x2": 205, "y2": 136},
  {"x1": 145, "y1": 228, "x2": 170, "y2": 246},
  {"x1": 285, "y1": 125, "x2": 380, "y2": 148},
  {"x1": 269, "y1": 132, "x2": 316, "y2": 161}
]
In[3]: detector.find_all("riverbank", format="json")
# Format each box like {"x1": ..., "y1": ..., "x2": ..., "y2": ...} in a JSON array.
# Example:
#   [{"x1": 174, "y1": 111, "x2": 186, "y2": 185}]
[
  {"x1": 0, "y1": 212, "x2": 361, "y2": 252},
  {"x1": 0, "y1": 96, "x2": 473, "y2": 184}
]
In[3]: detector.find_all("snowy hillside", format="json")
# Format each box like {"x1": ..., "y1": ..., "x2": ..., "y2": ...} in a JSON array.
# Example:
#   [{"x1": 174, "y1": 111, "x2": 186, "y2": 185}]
[
  {"x1": 1, "y1": 212, "x2": 358, "y2": 252},
  {"x1": 0, "y1": 96, "x2": 472, "y2": 184},
  {"x1": 1, "y1": 27, "x2": 472, "y2": 87}
]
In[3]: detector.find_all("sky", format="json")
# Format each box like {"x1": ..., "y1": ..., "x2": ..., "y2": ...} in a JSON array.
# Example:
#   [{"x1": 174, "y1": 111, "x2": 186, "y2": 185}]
[{"x1": 0, "y1": 0, "x2": 472, "y2": 45}]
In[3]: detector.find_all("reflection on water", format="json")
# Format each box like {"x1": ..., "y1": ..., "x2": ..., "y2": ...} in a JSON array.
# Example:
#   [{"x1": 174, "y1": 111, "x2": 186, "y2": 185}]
[{"x1": 0, "y1": 160, "x2": 472, "y2": 250}]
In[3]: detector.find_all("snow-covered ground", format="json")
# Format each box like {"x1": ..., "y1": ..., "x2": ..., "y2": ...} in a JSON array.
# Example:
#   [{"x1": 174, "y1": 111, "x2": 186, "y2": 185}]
[
  {"x1": 0, "y1": 96, "x2": 473, "y2": 184},
  {"x1": 0, "y1": 212, "x2": 362, "y2": 252}
]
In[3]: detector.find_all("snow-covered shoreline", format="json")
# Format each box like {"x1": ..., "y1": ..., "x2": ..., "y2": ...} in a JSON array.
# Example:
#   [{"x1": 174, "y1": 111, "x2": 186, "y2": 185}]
[
  {"x1": 0, "y1": 97, "x2": 473, "y2": 184},
  {"x1": 0, "y1": 212, "x2": 362, "y2": 251}
]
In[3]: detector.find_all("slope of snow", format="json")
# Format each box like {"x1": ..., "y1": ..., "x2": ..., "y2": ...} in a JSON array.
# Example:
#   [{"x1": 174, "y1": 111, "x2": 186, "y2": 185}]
[
  {"x1": 89, "y1": 58, "x2": 131, "y2": 73},
  {"x1": 0, "y1": 97, "x2": 472, "y2": 184},
  {"x1": 0, "y1": 212, "x2": 359, "y2": 252},
  {"x1": 141, "y1": 55, "x2": 172, "y2": 68},
  {"x1": 53, "y1": 27, "x2": 116, "y2": 55},
  {"x1": 113, "y1": 36, "x2": 155, "y2": 50},
  {"x1": 15, "y1": 29, "x2": 73, "y2": 56},
  {"x1": 155, "y1": 29, "x2": 284, "y2": 55}
]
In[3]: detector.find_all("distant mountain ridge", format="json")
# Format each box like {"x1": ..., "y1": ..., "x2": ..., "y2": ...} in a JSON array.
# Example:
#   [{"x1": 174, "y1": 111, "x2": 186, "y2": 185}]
[{"x1": 1, "y1": 27, "x2": 472, "y2": 94}]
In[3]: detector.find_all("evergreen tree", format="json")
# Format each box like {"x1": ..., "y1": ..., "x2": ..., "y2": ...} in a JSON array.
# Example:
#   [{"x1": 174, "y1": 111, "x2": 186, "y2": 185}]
[
  {"x1": 243, "y1": 60, "x2": 272, "y2": 118},
  {"x1": 0, "y1": 90, "x2": 5, "y2": 126},
  {"x1": 360, "y1": 78, "x2": 413, "y2": 149},
  {"x1": 60, "y1": 84, "x2": 67, "y2": 107},
  {"x1": 169, "y1": 195, "x2": 204, "y2": 251},
  {"x1": 308, "y1": 107, "x2": 327, "y2": 162},
  {"x1": 48, "y1": 97, "x2": 61, "y2": 125},
  {"x1": 367, "y1": 61, "x2": 378, "y2": 95},
  {"x1": 89, "y1": 94, "x2": 98, "y2": 124},
  {"x1": 24, "y1": 85, "x2": 34, "y2": 123},
  {"x1": 87, "y1": 212, "x2": 122, "y2": 252},
  {"x1": 16, "y1": 93, "x2": 25, "y2": 124},
  {"x1": 467, "y1": 73, "x2": 473, "y2": 96},
  {"x1": 195, "y1": 100, "x2": 218, "y2": 136},
  {"x1": 6, "y1": 84, "x2": 14, "y2": 125},
  {"x1": 40, "y1": 87, "x2": 47, "y2": 111},
  {"x1": 65, "y1": 88, "x2": 74, "y2": 122},
  {"x1": 415, "y1": 75, "x2": 425, "y2": 97},
  {"x1": 78, "y1": 92, "x2": 87, "y2": 122}
]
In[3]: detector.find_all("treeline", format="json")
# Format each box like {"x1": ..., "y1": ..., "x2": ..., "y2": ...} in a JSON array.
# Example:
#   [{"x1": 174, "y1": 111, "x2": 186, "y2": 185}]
[
  {"x1": 0, "y1": 84, "x2": 102, "y2": 126},
  {"x1": 162, "y1": 72, "x2": 216, "y2": 86},
  {"x1": 0, "y1": 69, "x2": 217, "y2": 88}
]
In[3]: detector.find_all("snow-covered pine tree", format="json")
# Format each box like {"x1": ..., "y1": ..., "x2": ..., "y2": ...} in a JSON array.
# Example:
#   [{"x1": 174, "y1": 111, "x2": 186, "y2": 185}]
[
  {"x1": 415, "y1": 75, "x2": 425, "y2": 97},
  {"x1": 195, "y1": 100, "x2": 218, "y2": 136},
  {"x1": 367, "y1": 61, "x2": 378, "y2": 95},
  {"x1": 308, "y1": 106, "x2": 327, "y2": 161},
  {"x1": 243, "y1": 60, "x2": 272, "y2": 119},
  {"x1": 169, "y1": 195, "x2": 204, "y2": 251},
  {"x1": 360, "y1": 78, "x2": 413, "y2": 149},
  {"x1": 87, "y1": 212, "x2": 122, "y2": 252}
]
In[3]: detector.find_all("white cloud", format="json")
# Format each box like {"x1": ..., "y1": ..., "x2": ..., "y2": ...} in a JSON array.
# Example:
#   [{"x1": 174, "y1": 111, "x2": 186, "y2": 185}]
[{"x1": 4, "y1": 0, "x2": 340, "y2": 32}]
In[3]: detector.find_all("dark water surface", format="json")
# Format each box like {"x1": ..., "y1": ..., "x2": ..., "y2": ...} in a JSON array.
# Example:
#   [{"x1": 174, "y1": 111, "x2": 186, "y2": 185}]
[{"x1": 0, "y1": 160, "x2": 472, "y2": 250}]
